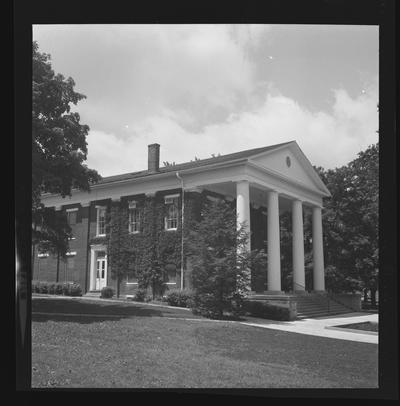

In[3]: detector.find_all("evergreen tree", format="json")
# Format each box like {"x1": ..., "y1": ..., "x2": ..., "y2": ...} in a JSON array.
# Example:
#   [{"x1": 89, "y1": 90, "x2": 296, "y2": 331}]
[{"x1": 187, "y1": 199, "x2": 253, "y2": 319}]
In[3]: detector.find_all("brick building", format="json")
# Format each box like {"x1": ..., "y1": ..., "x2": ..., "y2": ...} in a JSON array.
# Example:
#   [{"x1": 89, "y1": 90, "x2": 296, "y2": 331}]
[{"x1": 33, "y1": 141, "x2": 331, "y2": 298}]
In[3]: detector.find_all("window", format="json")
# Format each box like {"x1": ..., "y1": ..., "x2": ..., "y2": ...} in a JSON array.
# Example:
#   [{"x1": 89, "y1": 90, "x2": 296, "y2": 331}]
[
  {"x1": 126, "y1": 273, "x2": 138, "y2": 284},
  {"x1": 128, "y1": 201, "x2": 141, "y2": 233},
  {"x1": 164, "y1": 195, "x2": 179, "y2": 230},
  {"x1": 96, "y1": 207, "x2": 106, "y2": 236},
  {"x1": 66, "y1": 209, "x2": 77, "y2": 225},
  {"x1": 66, "y1": 208, "x2": 78, "y2": 240},
  {"x1": 164, "y1": 263, "x2": 177, "y2": 284}
]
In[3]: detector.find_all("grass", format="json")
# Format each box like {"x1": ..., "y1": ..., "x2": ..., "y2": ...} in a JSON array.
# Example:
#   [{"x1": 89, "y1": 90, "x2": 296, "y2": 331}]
[
  {"x1": 32, "y1": 297, "x2": 378, "y2": 388},
  {"x1": 335, "y1": 322, "x2": 378, "y2": 332}
]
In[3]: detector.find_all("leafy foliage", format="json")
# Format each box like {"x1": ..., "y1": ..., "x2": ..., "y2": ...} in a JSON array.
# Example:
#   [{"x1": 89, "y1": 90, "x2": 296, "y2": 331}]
[
  {"x1": 187, "y1": 199, "x2": 253, "y2": 319},
  {"x1": 100, "y1": 286, "x2": 114, "y2": 299},
  {"x1": 32, "y1": 41, "x2": 101, "y2": 258},
  {"x1": 243, "y1": 300, "x2": 295, "y2": 321},
  {"x1": 163, "y1": 289, "x2": 194, "y2": 307},
  {"x1": 315, "y1": 143, "x2": 379, "y2": 297}
]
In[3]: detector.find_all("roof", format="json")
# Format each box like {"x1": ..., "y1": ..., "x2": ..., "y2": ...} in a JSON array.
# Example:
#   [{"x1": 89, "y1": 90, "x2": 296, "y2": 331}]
[{"x1": 96, "y1": 141, "x2": 295, "y2": 186}]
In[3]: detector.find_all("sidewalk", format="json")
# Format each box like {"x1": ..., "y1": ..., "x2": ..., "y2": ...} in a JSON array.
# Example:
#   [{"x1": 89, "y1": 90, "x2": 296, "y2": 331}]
[{"x1": 240, "y1": 312, "x2": 378, "y2": 344}]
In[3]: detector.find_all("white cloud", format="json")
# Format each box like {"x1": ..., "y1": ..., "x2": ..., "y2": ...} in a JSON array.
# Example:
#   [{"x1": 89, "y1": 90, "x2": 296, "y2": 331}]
[
  {"x1": 46, "y1": 24, "x2": 270, "y2": 134},
  {"x1": 86, "y1": 84, "x2": 378, "y2": 176}
]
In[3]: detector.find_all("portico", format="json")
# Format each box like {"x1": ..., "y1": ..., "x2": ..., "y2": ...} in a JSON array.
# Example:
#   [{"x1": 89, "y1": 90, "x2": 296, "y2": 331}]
[
  {"x1": 190, "y1": 142, "x2": 331, "y2": 294},
  {"x1": 234, "y1": 178, "x2": 326, "y2": 293}
]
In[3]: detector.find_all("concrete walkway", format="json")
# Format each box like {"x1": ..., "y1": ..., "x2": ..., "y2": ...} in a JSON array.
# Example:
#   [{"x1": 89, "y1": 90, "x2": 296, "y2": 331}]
[{"x1": 240, "y1": 312, "x2": 378, "y2": 344}]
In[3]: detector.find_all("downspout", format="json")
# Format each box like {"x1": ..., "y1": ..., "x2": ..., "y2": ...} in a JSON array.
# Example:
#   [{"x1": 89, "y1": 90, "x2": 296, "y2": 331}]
[{"x1": 176, "y1": 172, "x2": 184, "y2": 290}]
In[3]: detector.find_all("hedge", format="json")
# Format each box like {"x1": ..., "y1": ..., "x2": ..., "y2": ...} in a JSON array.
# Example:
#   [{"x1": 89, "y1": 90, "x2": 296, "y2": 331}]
[
  {"x1": 100, "y1": 286, "x2": 114, "y2": 299},
  {"x1": 32, "y1": 281, "x2": 82, "y2": 297},
  {"x1": 243, "y1": 300, "x2": 295, "y2": 321},
  {"x1": 163, "y1": 289, "x2": 194, "y2": 308}
]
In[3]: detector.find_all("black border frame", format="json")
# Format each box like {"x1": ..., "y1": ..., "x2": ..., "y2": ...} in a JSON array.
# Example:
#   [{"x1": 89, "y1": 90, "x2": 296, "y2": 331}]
[{"x1": 14, "y1": 0, "x2": 398, "y2": 399}]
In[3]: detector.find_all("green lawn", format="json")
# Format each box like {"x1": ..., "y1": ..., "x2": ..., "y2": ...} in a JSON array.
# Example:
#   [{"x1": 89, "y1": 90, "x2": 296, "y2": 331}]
[
  {"x1": 32, "y1": 297, "x2": 378, "y2": 388},
  {"x1": 336, "y1": 321, "x2": 379, "y2": 332}
]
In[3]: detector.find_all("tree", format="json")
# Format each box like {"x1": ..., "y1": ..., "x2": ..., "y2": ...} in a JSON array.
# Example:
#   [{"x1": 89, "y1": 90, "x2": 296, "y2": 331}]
[
  {"x1": 32, "y1": 41, "x2": 101, "y2": 262},
  {"x1": 186, "y1": 199, "x2": 253, "y2": 319},
  {"x1": 314, "y1": 143, "x2": 379, "y2": 302}
]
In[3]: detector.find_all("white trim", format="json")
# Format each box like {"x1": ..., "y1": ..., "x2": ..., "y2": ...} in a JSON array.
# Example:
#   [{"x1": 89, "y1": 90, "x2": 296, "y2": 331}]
[
  {"x1": 89, "y1": 245, "x2": 108, "y2": 291},
  {"x1": 166, "y1": 282, "x2": 177, "y2": 285},
  {"x1": 37, "y1": 253, "x2": 49, "y2": 258},
  {"x1": 248, "y1": 142, "x2": 331, "y2": 196},
  {"x1": 164, "y1": 193, "x2": 180, "y2": 199},
  {"x1": 96, "y1": 206, "x2": 107, "y2": 236},
  {"x1": 68, "y1": 237, "x2": 76, "y2": 240},
  {"x1": 126, "y1": 282, "x2": 138, "y2": 285},
  {"x1": 66, "y1": 207, "x2": 79, "y2": 212},
  {"x1": 128, "y1": 200, "x2": 137, "y2": 209},
  {"x1": 66, "y1": 251, "x2": 77, "y2": 256}
]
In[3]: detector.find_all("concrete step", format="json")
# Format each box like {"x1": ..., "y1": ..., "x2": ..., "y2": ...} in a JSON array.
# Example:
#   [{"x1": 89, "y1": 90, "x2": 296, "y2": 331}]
[
  {"x1": 293, "y1": 295, "x2": 353, "y2": 319},
  {"x1": 84, "y1": 291, "x2": 101, "y2": 297}
]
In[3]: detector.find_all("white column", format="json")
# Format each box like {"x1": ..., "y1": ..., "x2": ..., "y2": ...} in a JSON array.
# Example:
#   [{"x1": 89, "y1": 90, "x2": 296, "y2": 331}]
[
  {"x1": 236, "y1": 180, "x2": 251, "y2": 252},
  {"x1": 292, "y1": 200, "x2": 305, "y2": 292},
  {"x1": 312, "y1": 206, "x2": 325, "y2": 291},
  {"x1": 89, "y1": 248, "x2": 96, "y2": 291},
  {"x1": 267, "y1": 190, "x2": 281, "y2": 292}
]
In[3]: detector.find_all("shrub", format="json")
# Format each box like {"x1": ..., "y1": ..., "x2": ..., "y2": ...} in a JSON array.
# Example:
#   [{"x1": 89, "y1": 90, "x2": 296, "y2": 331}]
[
  {"x1": 54, "y1": 282, "x2": 64, "y2": 295},
  {"x1": 133, "y1": 288, "x2": 148, "y2": 302},
  {"x1": 100, "y1": 286, "x2": 114, "y2": 299},
  {"x1": 67, "y1": 283, "x2": 82, "y2": 297},
  {"x1": 243, "y1": 300, "x2": 294, "y2": 321},
  {"x1": 32, "y1": 281, "x2": 82, "y2": 297},
  {"x1": 32, "y1": 280, "x2": 40, "y2": 293},
  {"x1": 165, "y1": 289, "x2": 194, "y2": 308},
  {"x1": 62, "y1": 282, "x2": 70, "y2": 296},
  {"x1": 47, "y1": 282, "x2": 56, "y2": 295},
  {"x1": 39, "y1": 282, "x2": 49, "y2": 294}
]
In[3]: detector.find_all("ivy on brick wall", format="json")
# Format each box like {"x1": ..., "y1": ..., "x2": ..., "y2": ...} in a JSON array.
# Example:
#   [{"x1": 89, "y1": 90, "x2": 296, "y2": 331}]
[{"x1": 106, "y1": 191, "x2": 206, "y2": 296}]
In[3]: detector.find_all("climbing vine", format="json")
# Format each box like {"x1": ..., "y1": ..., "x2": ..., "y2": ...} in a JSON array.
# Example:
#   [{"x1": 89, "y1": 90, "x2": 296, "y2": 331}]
[{"x1": 105, "y1": 190, "x2": 206, "y2": 296}]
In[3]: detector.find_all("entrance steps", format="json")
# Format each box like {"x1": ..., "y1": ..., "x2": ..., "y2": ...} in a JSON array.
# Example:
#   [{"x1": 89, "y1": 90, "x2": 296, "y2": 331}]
[
  {"x1": 84, "y1": 290, "x2": 101, "y2": 298},
  {"x1": 248, "y1": 292, "x2": 355, "y2": 319},
  {"x1": 294, "y1": 294, "x2": 354, "y2": 319}
]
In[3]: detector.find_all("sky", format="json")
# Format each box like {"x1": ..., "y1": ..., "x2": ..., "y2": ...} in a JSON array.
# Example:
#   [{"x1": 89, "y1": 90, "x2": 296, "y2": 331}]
[{"x1": 33, "y1": 24, "x2": 379, "y2": 177}]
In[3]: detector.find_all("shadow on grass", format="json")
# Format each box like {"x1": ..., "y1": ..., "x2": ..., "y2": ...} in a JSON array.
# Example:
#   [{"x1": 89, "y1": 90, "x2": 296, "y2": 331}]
[{"x1": 32, "y1": 297, "x2": 200, "y2": 324}]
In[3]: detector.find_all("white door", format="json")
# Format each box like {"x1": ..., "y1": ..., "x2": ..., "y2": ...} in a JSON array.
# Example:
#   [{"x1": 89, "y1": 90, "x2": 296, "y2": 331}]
[{"x1": 95, "y1": 252, "x2": 107, "y2": 290}]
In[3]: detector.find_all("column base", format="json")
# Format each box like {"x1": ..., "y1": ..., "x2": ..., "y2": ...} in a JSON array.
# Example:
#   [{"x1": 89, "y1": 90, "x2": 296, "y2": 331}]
[
  {"x1": 312, "y1": 290, "x2": 326, "y2": 294},
  {"x1": 294, "y1": 290, "x2": 307, "y2": 295}
]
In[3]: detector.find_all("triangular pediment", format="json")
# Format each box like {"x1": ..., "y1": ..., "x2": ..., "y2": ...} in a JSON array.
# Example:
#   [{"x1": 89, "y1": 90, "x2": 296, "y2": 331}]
[{"x1": 248, "y1": 142, "x2": 331, "y2": 197}]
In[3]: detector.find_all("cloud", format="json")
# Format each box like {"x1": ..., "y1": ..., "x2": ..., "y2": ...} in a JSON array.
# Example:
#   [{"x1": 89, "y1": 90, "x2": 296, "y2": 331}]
[
  {"x1": 86, "y1": 84, "x2": 378, "y2": 176},
  {"x1": 39, "y1": 24, "x2": 271, "y2": 135}
]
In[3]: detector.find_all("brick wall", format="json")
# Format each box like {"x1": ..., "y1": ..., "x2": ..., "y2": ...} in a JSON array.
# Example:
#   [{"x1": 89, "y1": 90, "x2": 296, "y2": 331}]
[{"x1": 33, "y1": 188, "x2": 268, "y2": 296}]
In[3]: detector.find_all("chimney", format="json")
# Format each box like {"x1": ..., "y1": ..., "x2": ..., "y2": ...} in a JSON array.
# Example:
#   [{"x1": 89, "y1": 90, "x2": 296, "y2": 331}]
[{"x1": 148, "y1": 143, "x2": 160, "y2": 173}]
